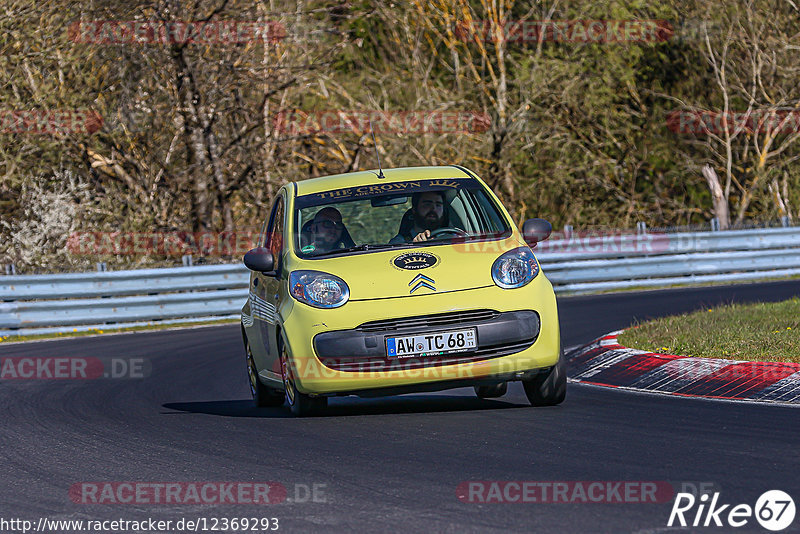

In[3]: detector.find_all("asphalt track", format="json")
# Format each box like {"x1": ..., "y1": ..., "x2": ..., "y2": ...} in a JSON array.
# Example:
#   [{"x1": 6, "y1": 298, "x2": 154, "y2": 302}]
[{"x1": 2, "y1": 280, "x2": 800, "y2": 533}]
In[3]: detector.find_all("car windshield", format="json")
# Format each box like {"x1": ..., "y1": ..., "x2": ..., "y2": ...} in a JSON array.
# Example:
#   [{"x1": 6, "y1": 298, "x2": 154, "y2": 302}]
[{"x1": 293, "y1": 177, "x2": 511, "y2": 258}]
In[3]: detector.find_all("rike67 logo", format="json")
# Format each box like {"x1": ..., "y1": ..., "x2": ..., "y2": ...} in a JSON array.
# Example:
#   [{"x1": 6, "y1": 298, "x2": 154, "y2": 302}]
[{"x1": 668, "y1": 490, "x2": 795, "y2": 531}]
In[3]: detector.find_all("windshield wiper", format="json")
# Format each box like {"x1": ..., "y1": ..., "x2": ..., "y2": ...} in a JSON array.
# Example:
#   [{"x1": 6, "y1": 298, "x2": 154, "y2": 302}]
[{"x1": 313, "y1": 243, "x2": 396, "y2": 257}]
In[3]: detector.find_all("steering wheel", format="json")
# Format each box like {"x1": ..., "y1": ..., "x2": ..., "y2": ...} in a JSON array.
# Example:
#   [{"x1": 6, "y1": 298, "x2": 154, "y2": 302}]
[{"x1": 428, "y1": 227, "x2": 469, "y2": 239}]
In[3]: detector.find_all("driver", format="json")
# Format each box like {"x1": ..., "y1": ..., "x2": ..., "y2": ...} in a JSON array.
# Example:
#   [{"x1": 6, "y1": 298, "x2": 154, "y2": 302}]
[{"x1": 390, "y1": 191, "x2": 447, "y2": 244}]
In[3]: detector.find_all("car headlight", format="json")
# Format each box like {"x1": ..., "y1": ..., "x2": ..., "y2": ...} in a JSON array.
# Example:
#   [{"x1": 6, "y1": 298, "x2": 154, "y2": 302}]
[
  {"x1": 491, "y1": 247, "x2": 539, "y2": 289},
  {"x1": 289, "y1": 270, "x2": 349, "y2": 308}
]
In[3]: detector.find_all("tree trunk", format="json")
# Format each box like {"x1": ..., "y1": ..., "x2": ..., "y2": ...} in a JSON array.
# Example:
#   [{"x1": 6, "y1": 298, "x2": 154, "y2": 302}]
[
  {"x1": 702, "y1": 164, "x2": 730, "y2": 229},
  {"x1": 768, "y1": 175, "x2": 791, "y2": 223}
]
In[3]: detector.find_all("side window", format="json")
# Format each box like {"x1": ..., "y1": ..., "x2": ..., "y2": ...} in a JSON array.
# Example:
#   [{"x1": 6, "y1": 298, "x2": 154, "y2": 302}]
[
  {"x1": 266, "y1": 195, "x2": 285, "y2": 258},
  {"x1": 473, "y1": 190, "x2": 507, "y2": 233},
  {"x1": 450, "y1": 193, "x2": 477, "y2": 233},
  {"x1": 258, "y1": 214, "x2": 270, "y2": 248}
]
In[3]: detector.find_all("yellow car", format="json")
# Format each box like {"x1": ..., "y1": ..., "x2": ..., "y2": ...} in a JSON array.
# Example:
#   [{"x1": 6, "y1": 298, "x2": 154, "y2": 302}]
[{"x1": 240, "y1": 165, "x2": 564, "y2": 416}]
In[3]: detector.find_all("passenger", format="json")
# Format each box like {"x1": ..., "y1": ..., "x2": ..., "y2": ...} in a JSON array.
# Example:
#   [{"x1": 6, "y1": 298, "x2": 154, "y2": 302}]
[{"x1": 304, "y1": 207, "x2": 348, "y2": 254}]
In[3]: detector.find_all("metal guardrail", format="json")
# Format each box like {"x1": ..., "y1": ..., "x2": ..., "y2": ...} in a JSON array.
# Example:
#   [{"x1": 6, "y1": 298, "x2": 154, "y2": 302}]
[
  {"x1": 1, "y1": 226, "x2": 798, "y2": 336},
  {"x1": 0, "y1": 264, "x2": 250, "y2": 336},
  {"x1": 534, "y1": 226, "x2": 800, "y2": 261},
  {"x1": 541, "y1": 249, "x2": 800, "y2": 283},
  {"x1": 0, "y1": 264, "x2": 246, "y2": 300},
  {"x1": 1, "y1": 289, "x2": 248, "y2": 328},
  {"x1": 535, "y1": 226, "x2": 800, "y2": 291}
]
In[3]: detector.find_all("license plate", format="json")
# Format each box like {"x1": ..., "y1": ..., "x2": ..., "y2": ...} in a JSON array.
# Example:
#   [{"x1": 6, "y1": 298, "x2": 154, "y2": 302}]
[{"x1": 386, "y1": 328, "x2": 477, "y2": 359}]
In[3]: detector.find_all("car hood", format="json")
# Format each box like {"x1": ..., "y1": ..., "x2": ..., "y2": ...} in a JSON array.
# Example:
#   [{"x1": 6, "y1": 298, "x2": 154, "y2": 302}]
[{"x1": 292, "y1": 237, "x2": 528, "y2": 301}]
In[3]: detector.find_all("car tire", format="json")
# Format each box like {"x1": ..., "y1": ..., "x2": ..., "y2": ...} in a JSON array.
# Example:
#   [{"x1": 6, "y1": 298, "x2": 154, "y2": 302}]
[
  {"x1": 522, "y1": 351, "x2": 566, "y2": 406},
  {"x1": 474, "y1": 382, "x2": 508, "y2": 399},
  {"x1": 245, "y1": 337, "x2": 284, "y2": 408},
  {"x1": 279, "y1": 337, "x2": 327, "y2": 417}
]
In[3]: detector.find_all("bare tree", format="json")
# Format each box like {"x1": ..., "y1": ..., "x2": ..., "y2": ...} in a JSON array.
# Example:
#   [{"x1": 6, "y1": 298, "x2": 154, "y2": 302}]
[{"x1": 671, "y1": 1, "x2": 800, "y2": 228}]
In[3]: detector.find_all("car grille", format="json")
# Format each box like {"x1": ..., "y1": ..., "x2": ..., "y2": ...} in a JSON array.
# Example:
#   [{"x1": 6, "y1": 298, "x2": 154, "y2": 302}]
[
  {"x1": 319, "y1": 339, "x2": 535, "y2": 373},
  {"x1": 356, "y1": 309, "x2": 500, "y2": 333}
]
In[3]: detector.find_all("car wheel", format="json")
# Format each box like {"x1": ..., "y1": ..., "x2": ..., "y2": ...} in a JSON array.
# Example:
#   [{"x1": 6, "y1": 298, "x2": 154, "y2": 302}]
[
  {"x1": 279, "y1": 337, "x2": 327, "y2": 417},
  {"x1": 522, "y1": 351, "x2": 566, "y2": 406},
  {"x1": 245, "y1": 338, "x2": 284, "y2": 408},
  {"x1": 474, "y1": 382, "x2": 508, "y2": 399}
]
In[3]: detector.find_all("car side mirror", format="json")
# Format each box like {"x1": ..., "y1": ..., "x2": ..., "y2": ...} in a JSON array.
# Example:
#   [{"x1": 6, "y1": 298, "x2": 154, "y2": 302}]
[
  {"x1": 522, "y1": 218, "x2": 552, "y2": 246},
  {"x1": 243, "y1": 247, "x2": 275, "y2": 273}
]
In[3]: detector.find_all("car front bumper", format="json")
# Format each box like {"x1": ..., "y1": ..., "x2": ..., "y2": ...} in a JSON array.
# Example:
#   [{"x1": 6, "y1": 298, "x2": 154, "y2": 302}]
[{"x1": 280, "y1": 275, "x2": 560, "y2": 395}]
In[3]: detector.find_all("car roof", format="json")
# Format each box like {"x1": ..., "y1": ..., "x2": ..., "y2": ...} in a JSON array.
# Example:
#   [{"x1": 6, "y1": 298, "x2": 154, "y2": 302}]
[{"x1": 293, "y1": 165, "x2": 475, "y2": 197}]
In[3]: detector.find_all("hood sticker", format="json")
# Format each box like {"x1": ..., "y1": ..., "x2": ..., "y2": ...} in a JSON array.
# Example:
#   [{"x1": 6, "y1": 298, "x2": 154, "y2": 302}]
[{"x1": 391, "y1": 251, "x2": 440, "y2": 271}]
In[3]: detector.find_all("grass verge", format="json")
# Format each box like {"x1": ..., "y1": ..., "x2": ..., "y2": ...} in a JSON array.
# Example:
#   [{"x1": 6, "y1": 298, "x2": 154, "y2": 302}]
[
  {"x1": 0, "y1": 318, "x2": 238, "y2": 344},
  {"x1": 617, "y1": 298, "x2": 800, "y2": 363}
]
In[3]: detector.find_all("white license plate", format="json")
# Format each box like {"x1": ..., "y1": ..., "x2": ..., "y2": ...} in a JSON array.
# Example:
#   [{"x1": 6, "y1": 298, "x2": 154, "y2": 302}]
[{"x1": 386, "y1": 328, "x2": 477, "y2": 359}]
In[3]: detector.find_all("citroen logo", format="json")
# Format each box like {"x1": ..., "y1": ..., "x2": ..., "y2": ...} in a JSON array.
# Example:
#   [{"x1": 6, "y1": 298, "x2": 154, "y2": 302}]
[{"x1": 409, "y1": 274, "x2": 436, "y2": 294}]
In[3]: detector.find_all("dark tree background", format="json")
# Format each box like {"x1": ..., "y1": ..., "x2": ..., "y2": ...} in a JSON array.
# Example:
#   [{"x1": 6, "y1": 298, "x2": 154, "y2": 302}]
[{"x1": 1, "y1": 0, "x2": 798, "y2": 270}]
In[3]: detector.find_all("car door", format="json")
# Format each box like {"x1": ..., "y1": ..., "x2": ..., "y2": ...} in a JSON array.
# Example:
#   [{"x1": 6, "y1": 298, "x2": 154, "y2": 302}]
[
  {"x1": 246, "y1": 192, "x2": 285, "y2": 384},
  {"x1": 257, "y1": 191, "x2": 286, "y2": 380},
  {"x1": 243, "y1": 211, "x2": 270, "y2": 364}
]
